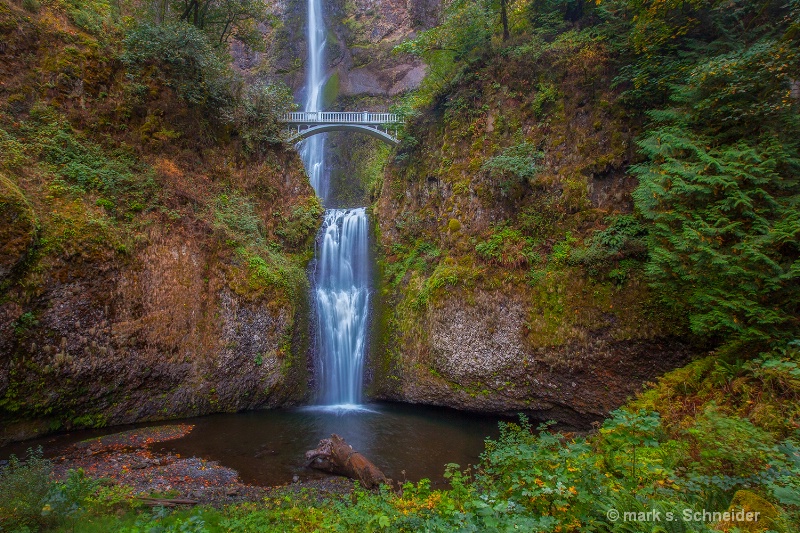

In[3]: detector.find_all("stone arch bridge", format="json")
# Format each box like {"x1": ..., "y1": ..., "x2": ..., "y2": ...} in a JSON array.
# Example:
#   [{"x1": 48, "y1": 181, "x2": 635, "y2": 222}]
[{"x1": 279, "y1": 112, "x2": 403, "y2": 145}]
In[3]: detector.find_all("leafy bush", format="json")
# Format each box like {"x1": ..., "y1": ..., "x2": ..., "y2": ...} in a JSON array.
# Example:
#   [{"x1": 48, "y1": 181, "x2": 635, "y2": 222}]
[
  {"x1": 384, "y1": 241, "x2": 441, "y2": 288},
  {"x1": 413, "y1": 262, "x2": 476, "y2": 310},
  {"x1": 122, "y1": 21, "x2": 233, "y2": 112},
  {"x1": 214, "y1": 192, "x2": 265, "y2": 246},
  {"x1": 549, "y1": 231, "x2": 576, "y2": 265},
  {"x1": 0, "y1": 447, "x2": 52, "y2": 531},
  {"x1": 634, "y1": 125, "x2": 799, "y2": 345},
  {"x1": 225, "y1": 80, "x2": 296, "y2": 155},
  {"x1": 0, "y1": 128, "x2": 27, "y2": 169},
  {"x1": 473, "y1": 418, "x2": 612, "y2": 531},
  {"x1": 481, "y1": 141, "x2": 543, "y2": 196},
  {"x1": 569, "y1": 215, "x2": 648, "y2": 279},
  {"x1": 65, "y1": 0, "x2": 116, "y2": 35},
  {"x1": 275, "y1": 199, "x2": 323, "y2": 250},
  {"x1": 43, "y1": 468, "x2": 102, "y2": 526},
  {"x1": 23, "y1": 105, "x2": 156, "y2": 207}
]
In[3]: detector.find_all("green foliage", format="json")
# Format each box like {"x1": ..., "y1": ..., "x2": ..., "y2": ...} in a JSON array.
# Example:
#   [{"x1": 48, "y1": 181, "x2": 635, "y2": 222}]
[
  {"x1": 384, "y1": 240, "x2": 441, "y2": 288},
  {"x1": 0, "y1": 448, "x2": 52, "y2": 531},
  {"x1": 476, "y1": 226, "x2": 537, "y2": 268},
  {"x1": 12, "y1": 311, "x2": 38, "y2": 336},
  {"x1": 72, "y1": 413, "x2": 108, "y2": 428},
  {"x1": 599, "y1": 409, "x2": 663, "y2": 488},
  {"x1": 225, "y1": 80, "x2": 296, "y2": 155},
  {"x1": 22, "y1": 0, "x2": 40, "y2": 13},
  {"x1": 611, "y1": 0, "x2": 800, "y2": 348},
  {"x1": 480, "y1": 141, "x2": 543, "y2": 196},
  {"x1": 241, "y1": 247, "x2": 305, "y2": 301},
  {"x1": 632, "y1": 110, "x2": 799, "y2": 346},
  {"x1": 0, "y1": 128, "x2": 27, "y2": 169},
  {"x1": 168, "y1": 0, "x2": 270, "y2": 48},
  {"x1": 570, "y1": 215, "x2": 648, "y2": 280},
  {"x1": 394, "y1": 0, "x2": 492, "y2": 62},
  {"x1": 474, "y1": 417, "x2": 612, "y2": 531},
  {"x1": 122, "y1": 21, "x2": 233, "y2": 111},
  {"x1": 549, "y1": 231, "x2": 576, "y2": 265},
  {"x1": 274, "y1": 198, "x2": 323, "y2": 250},
  {"x1": 65, "y1": 0, "x2": 117, "y2": 35},
  {"x1": 413, "y1": 262, "x2": 476, "y2": 310},
  {"x1": 213, "y1": 192, "x2": 264, "y2": 245},
  {"x1": 22, "y1": 105, "x2": 157, "y2": 207},
  {"x1": 43, "y1": 468, "x2": 102, "y2": 526},
  {"x1": 530, "y1": 82, "x2": 559, "y2": 118}
]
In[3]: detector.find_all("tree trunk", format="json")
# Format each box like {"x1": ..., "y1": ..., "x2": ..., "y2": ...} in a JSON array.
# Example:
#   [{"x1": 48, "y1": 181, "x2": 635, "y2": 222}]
[
  {"x1": 500, "y1": 0, "x2": 510, "y2": 41},
  {"x1": 305, "y1": 434, "x2": 388, "y2": 489}
]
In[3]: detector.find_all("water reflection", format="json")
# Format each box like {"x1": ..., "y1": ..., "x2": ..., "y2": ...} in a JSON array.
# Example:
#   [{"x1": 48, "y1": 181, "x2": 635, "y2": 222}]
[
  {"x1": 1, "y1": 404, "x2": 505, "y2": 487},
  {"x1": 156, "y1": 402, "x2": 502, "y2": 486}
]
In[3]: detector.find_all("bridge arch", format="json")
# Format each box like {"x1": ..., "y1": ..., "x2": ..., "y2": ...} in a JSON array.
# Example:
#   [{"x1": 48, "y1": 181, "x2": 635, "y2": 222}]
[
  {"x1": 288, "y1": 124, "x2": 400, "y2": 145},
  {"x1": 280, "y1": 111, "x2": 402, "y2": 146}
]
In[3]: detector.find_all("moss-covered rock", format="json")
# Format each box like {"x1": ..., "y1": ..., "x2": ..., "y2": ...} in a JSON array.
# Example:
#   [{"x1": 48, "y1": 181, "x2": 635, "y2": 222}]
[
  {"x1": 714, "y1": 490, "x2": 787, "y2": 532},
  {"x1": 0, "y1": 173, "x2": 36, "y2": 283},
  {"x1": 0, "y1": 1, "x2": 319, "y2": 445},
  {"x1": 368, "y1": 24, "x2": 697, "y2": 423}
]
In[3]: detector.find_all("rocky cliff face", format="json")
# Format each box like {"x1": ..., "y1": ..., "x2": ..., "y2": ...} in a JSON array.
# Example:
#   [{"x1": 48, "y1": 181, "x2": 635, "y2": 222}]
[
  {"x1": 367, "y1": 34, "x2": 699, "y2": 424},
  {"x1": 327, "y1": 0, "x2": 431, "y2": 97},
  {"x1": 0, "y1": 1, "x2": 318, "y2": 444},
  {"x1": 0, "y1": 221, "x2": 311, "y2": 444},
  {"x1": 254, "y1": 0, "x2": 438, "y2": 100},
  {"x1": 372, "y1": 287, "x2": 693, "y2": 425}
]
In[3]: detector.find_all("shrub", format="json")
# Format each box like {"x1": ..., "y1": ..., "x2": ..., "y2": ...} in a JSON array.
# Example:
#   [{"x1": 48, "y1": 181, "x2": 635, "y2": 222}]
[
  {"x1": 549, "y1": 231, "x2": 576, "y2": 265},
  {"x1": 0, "y1": 447, "x2": 53, "y2": 531},
  {"x1": 569, "y1": 215, "x2": 648, "y2": 281},
  {"x1": 225, "y1": 80, "x2": 296, "y2": 156},
  {"x1": 214, "y1": 192, "x2": 265, "y2": 246},
  {"x1": 274, "y1": 199, "x2": 323, "y2": 250},
  {"x1": 481, "y1": 141, "x2": 543, "y2": 196},
  {"x1": 385, "y1": 241, "x2": 441, "y2": 288},
  {"x1": 122, "y1": 21, "x2": 233, "y2": 112},
  {"x1": 24, "y1": 105, "x2": 156, "y2": 205}
]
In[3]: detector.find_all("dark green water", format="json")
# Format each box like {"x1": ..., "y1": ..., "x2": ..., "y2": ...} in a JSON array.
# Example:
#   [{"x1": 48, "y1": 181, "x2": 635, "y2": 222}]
[{"x1": 1, "y1": 403, "x2": 505, "y2": 487}]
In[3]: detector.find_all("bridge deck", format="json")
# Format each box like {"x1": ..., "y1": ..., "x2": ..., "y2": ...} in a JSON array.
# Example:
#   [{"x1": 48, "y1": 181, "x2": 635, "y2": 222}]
[{"x1": 280, "y1": 112, "x2": 401, "y2": 125}]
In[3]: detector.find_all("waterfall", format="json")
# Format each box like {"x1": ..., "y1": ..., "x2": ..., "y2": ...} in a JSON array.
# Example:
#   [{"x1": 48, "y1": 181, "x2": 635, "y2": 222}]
[
  {"x1": 300, "y1": 0, "x2": 370, "y2": 407},
  {"x1": 314, "y1": 209, "x2": 370, "y2": 406},
  {"x1": 300, "y1": 0, "x2": 328, "y2": 202}
]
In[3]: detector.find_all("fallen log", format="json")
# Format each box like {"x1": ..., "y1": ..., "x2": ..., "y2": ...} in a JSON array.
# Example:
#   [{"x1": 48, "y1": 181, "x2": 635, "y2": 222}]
[
  {"x1": 137, "y1": 497, "x2": 198, "y2": 507},
  {"x1": 305, "y1": 434, "x2": 388, "y2": 489}
]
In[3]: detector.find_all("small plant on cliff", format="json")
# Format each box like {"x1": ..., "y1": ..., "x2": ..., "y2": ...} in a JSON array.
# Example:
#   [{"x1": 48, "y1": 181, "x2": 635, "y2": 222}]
[
  {"x1": 481, "y1": 141, "x2": 543, "y2": 197},
  {"x1": 476, "y1": 225, "x2": 537, "y2": 268},
  {"x1": 214, "y1": 192, "x2": 265, "y2": 246},
  {"x1": 274, "y1": 198, "x2": 323, "y2": 250},
  {"x1": 569, "y1": 215, "x2": 648, "y2": 277}
]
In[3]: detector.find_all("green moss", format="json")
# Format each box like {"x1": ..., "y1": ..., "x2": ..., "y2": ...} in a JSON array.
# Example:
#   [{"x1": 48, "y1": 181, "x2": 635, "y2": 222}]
[
  {"x1": 0, "y1": 172, "x2": 38, "y2": 288},
  {"x1": 722, "y1": 490, "x2": 787, "y2": 532},
  {"x1": 322, "y1": 71, "x2": 340, "y2": 108},
  {"x1": 71, "y1": 413, "x2": 107, "y2": 429}
]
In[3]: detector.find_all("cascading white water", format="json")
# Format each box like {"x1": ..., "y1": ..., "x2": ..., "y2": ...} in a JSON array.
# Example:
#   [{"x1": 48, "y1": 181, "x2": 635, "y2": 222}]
[
  {"x1": 300, "y1": 0, "x2": 329, "y2": 202},
  {"x1": 314, "y1": 209, "x2": 370, "y2": 406},
  {"x1": 299, "y1": 0, "x2": 370, "y2": 407}
]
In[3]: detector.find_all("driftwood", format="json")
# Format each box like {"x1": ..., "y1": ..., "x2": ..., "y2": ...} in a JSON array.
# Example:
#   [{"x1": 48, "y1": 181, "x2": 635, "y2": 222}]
[
  {"x1": 137, "y1": 497, "x2": 198, "y2": 507},
  {"x1": 305, "y1": 434, "x2": 388, "y2": 489}
]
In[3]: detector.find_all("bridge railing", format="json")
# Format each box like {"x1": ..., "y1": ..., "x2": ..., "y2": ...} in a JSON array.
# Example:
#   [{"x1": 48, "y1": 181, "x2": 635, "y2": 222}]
[{"x1": 280, "y1": 111, "x2": 401, "y2": 124}]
